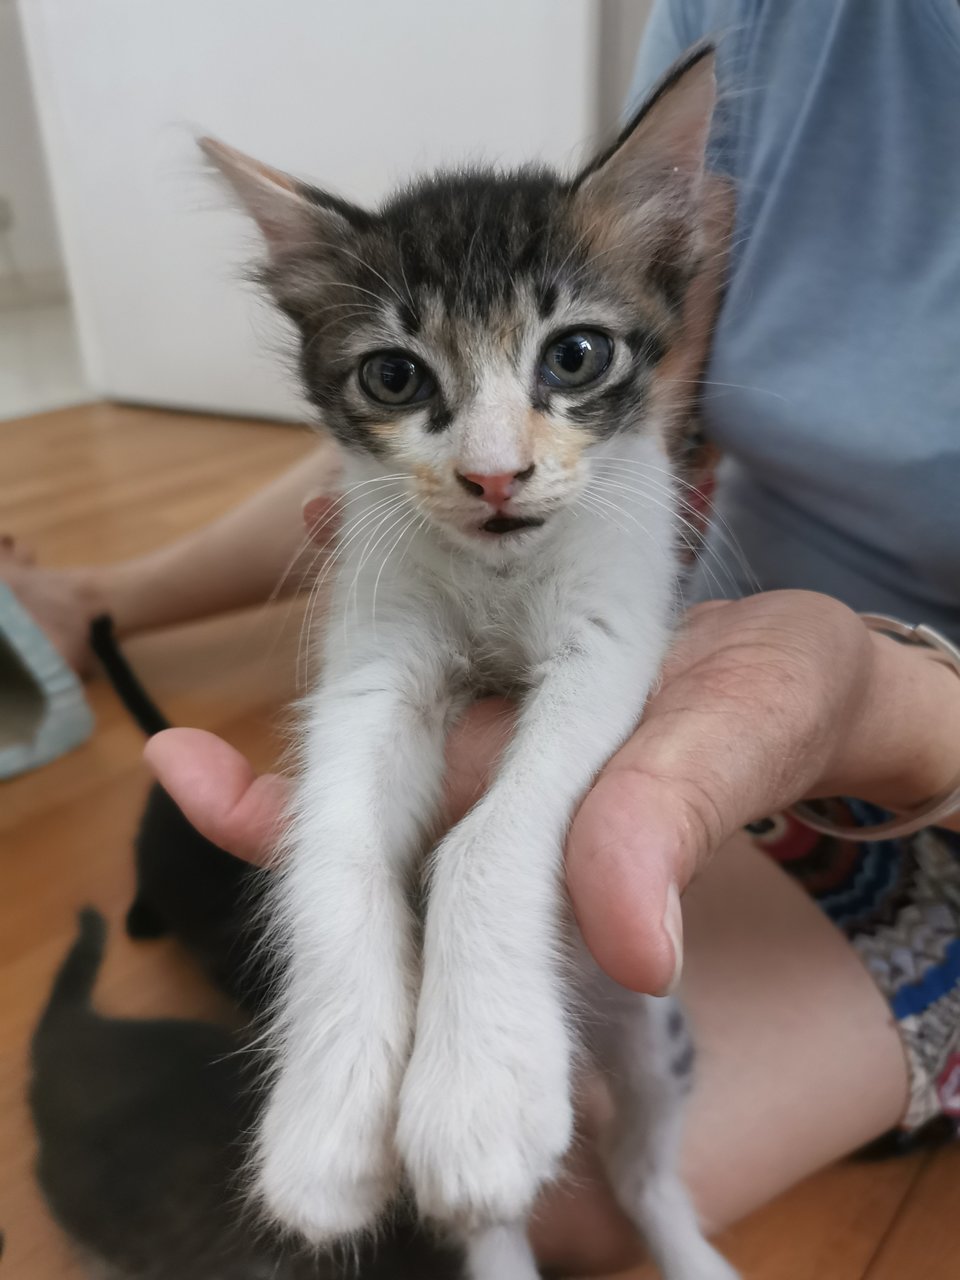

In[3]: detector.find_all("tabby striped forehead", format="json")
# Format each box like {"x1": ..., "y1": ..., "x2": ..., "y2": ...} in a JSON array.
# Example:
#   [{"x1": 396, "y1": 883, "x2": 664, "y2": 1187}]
[
  {"x1": 203, "y1": 47, "x2": 715, "y2": 458},
  {"x1": 285, "y1": 168, "x2": 679, "y2": 455},
  {"x1": 376, "y1": 170, "x2": 587, "y2": 322}
]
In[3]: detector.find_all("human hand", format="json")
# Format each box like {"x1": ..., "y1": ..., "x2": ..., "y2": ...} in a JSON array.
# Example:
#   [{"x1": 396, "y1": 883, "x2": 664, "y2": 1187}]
[
  {"x1": 145, "y1": 590, "x2": 960, "y2": 995},
  {"x1": 567, "y1": 590, "x2": 876, "y2": 993},
  {"x1": 568, "y1": 589, "x2": 960, "y2": 992}
]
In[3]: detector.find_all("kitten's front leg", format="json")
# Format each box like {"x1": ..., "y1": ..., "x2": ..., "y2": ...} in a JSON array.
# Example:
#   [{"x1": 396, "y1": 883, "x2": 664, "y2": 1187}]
[
  {"x1": 398, "y1": 619, "x2": 669, "y2": 1228},
  {"x1": 257, "y1": 644, "x2": 456, "y2": 1244},
  {"x1": 579, "y1": 952, "x2": 740, "y2": 1280}
]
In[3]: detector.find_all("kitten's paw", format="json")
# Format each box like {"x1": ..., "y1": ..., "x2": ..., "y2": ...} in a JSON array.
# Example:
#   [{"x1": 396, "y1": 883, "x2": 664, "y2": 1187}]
[
  {"x1": 397, "y1": 1037, "x2": 573, "y2": 1228},
  {"x1": 257, "y1": 1156, "x2": 394, "y2": 1244},
  {"x1": 255, "y1": 1068, "x2": 400, "y2": 1243},
  {"x1": 659, "y1": 1243, "x2": 740, "y2": 1280}
]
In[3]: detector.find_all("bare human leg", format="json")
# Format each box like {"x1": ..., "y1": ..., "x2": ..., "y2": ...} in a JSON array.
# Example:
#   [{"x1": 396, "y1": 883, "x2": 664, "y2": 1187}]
[
  {"x1": 0, "y1": 444, "x2": 339, "y2": 673},
  {"x1": 528, "y1": 834, "x2": 909, "y2": 1276}
]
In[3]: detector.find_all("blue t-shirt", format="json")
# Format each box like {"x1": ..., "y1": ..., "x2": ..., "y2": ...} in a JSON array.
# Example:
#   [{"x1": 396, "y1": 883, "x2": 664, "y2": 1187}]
[{"x1": 630, "y1": 0, "x2": 960, "y2": 638}]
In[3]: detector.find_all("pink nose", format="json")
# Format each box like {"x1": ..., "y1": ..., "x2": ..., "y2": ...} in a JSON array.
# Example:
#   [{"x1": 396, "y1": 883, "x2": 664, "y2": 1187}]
[{"x1": 456, "y1": 465, "x2": 535, "y2": 506}]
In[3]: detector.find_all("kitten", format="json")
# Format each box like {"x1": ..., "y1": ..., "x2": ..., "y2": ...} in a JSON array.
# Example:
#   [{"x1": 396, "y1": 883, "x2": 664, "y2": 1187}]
[
  {"x1": 203, "y1": 44, "x2": 738, "y2": 1280},
  {"x1": 30, "y1": 909, "x2": 463, "y2": 1280},
  {"x1": 88, "y1": 615, "x2": 273, "y2": 1015}
]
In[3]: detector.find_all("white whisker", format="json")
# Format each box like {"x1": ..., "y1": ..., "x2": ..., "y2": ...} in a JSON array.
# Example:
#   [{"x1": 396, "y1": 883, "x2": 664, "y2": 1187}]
[
  {"x1": 343, "y1": 500, "x2": 411, "y2": 647},
  {"x1": 266, "y1": 475, "x2": 407, "y2": 608},
  {"x1": 371, "y1": 509, "x2": 422, "y2": 636},
  {"x1": 295, "y1": 492, "x2": 411, "y2": 689},
  {"x1": 591, "y1": 463, "x2": 762, "y2": 596},
  {"x1": 312, "y1": 247, "x2": 409, "y2": 312}
]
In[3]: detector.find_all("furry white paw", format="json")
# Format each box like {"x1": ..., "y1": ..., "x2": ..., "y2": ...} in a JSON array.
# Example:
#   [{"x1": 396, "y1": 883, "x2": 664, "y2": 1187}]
[
  {"x1": 658, "y1": 1243, "x2": 741, "y2": 1280},
  {"x1": 465, "y1": 1223, "x2": 541, "y2": 1280},
  {"x1": 397, "y1": 1028, "x2": 573, "y2": 1228},
  {"x1": 255, "y1": 1063, "x2": 400, "y2": 1243}
]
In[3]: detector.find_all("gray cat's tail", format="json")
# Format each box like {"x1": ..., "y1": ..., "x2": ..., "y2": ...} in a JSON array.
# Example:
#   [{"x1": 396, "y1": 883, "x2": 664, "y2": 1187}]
[
  {"x1": 89, "y1": 615, "x2": 170, "y2": 737},
  {"x1": 37, "y1": 909, "x2": 107, "y2": 1032}
]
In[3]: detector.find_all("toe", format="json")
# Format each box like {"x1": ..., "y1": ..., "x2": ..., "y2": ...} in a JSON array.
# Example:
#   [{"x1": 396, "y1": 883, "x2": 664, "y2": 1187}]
[{"x1": 0, "y1": 536, "x2": 36, "y2": 567}]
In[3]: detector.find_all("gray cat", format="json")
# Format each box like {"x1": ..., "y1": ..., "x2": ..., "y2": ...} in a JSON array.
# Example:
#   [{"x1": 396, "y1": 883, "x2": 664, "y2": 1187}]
[{"x1": 30, "y1": 910, "x2": 463, "y2": 1280}]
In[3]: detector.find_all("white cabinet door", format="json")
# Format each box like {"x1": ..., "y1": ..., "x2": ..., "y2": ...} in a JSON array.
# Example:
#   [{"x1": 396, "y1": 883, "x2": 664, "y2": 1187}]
[{"x1": 19, "y1": 0, "x2": 599, "y2": 420}]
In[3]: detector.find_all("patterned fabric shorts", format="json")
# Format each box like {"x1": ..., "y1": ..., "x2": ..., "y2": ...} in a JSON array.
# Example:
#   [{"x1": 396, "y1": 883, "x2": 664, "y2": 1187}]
[{"x1": 748, "y1": 802, "x2": 960, "y2": 1133}]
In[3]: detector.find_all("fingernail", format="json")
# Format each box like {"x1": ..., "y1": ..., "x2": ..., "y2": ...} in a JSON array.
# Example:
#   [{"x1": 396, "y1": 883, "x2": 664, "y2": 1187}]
[{"x1": 660, "y1": 882, "x2": 684, "y2": 996}]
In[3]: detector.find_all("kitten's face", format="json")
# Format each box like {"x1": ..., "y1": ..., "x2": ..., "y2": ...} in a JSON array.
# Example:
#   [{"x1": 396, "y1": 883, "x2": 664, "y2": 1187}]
[
  {"x1": 202, "y1": 48, "x2": 715, "y2": 560},
  {"x1": 283, "y1": 176, "x2": 676, "y2": 557}
]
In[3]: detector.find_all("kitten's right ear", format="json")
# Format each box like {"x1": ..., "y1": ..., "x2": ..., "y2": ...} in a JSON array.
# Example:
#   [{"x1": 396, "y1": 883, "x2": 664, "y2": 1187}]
[{"x1": 198, "y1": 137, "x2": 366, "y2": 258}]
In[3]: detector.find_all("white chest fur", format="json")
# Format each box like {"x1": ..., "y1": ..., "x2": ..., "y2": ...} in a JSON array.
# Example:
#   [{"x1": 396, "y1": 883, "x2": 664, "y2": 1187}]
[
  {"x1": 256, "y1": 434, "x2": 737, "y2": 1280},
  {"x1": 326, "y1": 434, "x2": 679, "y2": 684}
]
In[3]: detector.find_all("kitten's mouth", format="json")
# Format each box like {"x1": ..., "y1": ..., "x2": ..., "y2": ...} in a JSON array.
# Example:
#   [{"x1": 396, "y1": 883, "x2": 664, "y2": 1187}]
[{"x1": 481, "y1": 515, "x2": 546, "y2": 536}]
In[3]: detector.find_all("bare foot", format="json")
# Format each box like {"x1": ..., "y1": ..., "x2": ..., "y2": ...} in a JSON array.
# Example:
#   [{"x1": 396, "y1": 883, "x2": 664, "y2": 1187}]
[
  {"x1": 0, "y1": 534, "x2": 35, "y2": 567},
  {"x1": 0, "y1": 540, "x2": 106, "y2": 676}
]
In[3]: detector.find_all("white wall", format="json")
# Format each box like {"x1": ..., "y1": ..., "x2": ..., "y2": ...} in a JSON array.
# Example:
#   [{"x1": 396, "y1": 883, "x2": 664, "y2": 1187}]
[
  {"x1": 20, "y1": 0, "x2": 601, "y2": 421},
  {"x1": 0, "y1": 0, "x2": 66, "y2": 306}
]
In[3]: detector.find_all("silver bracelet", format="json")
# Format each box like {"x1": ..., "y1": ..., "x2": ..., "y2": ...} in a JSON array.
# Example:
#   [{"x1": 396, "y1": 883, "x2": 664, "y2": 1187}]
[{"x1": 790, "y1": 613, "x2": 960, "y2": 842}]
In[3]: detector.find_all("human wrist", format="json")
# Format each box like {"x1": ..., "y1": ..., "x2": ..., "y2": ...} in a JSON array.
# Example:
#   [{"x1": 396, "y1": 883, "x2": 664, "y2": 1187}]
[{"x1": 811, "y1": 623, "x2": 960, "y2": 820}]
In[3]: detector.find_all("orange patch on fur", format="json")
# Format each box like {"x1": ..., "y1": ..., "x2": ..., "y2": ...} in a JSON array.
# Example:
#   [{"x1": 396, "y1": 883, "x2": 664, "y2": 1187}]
[
  {"x1": 369, "y1": 420, "x2": 403, "y2": 445},
  {"x1": 526, "y1": 408, "x2": 586, "y2": 471},
  {"x1": 413, "y1": 463, "x2": 443, "y2": 493}
]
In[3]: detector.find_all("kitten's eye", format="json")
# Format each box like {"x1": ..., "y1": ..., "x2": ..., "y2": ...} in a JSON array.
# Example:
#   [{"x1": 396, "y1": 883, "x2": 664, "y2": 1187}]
[
  {"x1": 539, "y1": 330, "x2": 613, "y2": 389},
  {"x1": 359, "y1": 351, "x2": 435, "y2": 406}
]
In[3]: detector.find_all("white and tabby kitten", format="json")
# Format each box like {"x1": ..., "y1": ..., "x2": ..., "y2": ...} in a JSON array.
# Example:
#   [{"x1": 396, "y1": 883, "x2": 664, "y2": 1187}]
[{"x1": 204, "y1": 44, "x2": 737, "y2": 1280}]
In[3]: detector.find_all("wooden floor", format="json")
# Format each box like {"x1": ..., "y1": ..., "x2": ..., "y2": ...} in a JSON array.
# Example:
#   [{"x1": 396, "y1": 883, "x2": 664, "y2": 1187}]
[{"x1": 2, "y1": 403, "x2": 958, "y2": 1279}]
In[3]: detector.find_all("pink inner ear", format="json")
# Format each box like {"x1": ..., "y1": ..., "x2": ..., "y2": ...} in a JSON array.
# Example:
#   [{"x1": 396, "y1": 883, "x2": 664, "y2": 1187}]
[
  {"x1": 199, "y1": 137, "x2": 298, "y2": 195},
  {"x1": 643, "y1": 54, "x2": 716, "y2": 177},
  {"x1": 578, "y1": 49, "x2": 716, "y2": 211},
  {"x1": 199, "y1": 136, "x2": 320, "y2": 255},
  {"x1": 247, "y1": 156, "x2": 298, "y2": 194}
]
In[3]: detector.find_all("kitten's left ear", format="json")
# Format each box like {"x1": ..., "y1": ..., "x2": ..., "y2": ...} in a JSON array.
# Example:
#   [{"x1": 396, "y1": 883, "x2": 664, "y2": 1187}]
[
  {"x1": 199, "y1": 136, "x2": 367, "y2": 259},
  {"x1": 572, "y1": 43, "x2": 716, "y2": 278},
  {"x1": 575, "y1": 42, "x2": 716, "y2": 204}
]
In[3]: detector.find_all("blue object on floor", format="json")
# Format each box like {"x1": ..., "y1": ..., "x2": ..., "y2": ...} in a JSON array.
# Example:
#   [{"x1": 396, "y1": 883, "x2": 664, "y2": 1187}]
[{"x1": 0, "y1": 583, "x2": 94, "y2": 779}]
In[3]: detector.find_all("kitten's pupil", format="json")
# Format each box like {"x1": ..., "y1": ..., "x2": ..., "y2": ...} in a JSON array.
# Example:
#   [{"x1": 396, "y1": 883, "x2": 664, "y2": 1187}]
[
  {"x1": 380, "y1": 358, "x2": 414, "y2": 396},
  {"x1": 555, "y1": 338, "x2": 589, "y2": 373}
]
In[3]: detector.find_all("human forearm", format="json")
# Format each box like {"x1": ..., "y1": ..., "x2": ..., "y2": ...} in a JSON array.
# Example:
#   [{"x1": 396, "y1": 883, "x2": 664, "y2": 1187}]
[{"x1": 97, "y1": 445, "x2": 339, "y2": 637}]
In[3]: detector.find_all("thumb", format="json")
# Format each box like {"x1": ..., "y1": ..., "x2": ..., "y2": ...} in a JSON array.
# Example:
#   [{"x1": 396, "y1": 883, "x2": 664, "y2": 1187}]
[
  {"x1": 567, "y1": 668, "x2": 800, "y2": 994},
  {"x1": 144, "y1": 728, "x2": 290, "y2": 866},
  {"x1": 567, "y1": 764, "x2": 695, "y2": 996}
]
